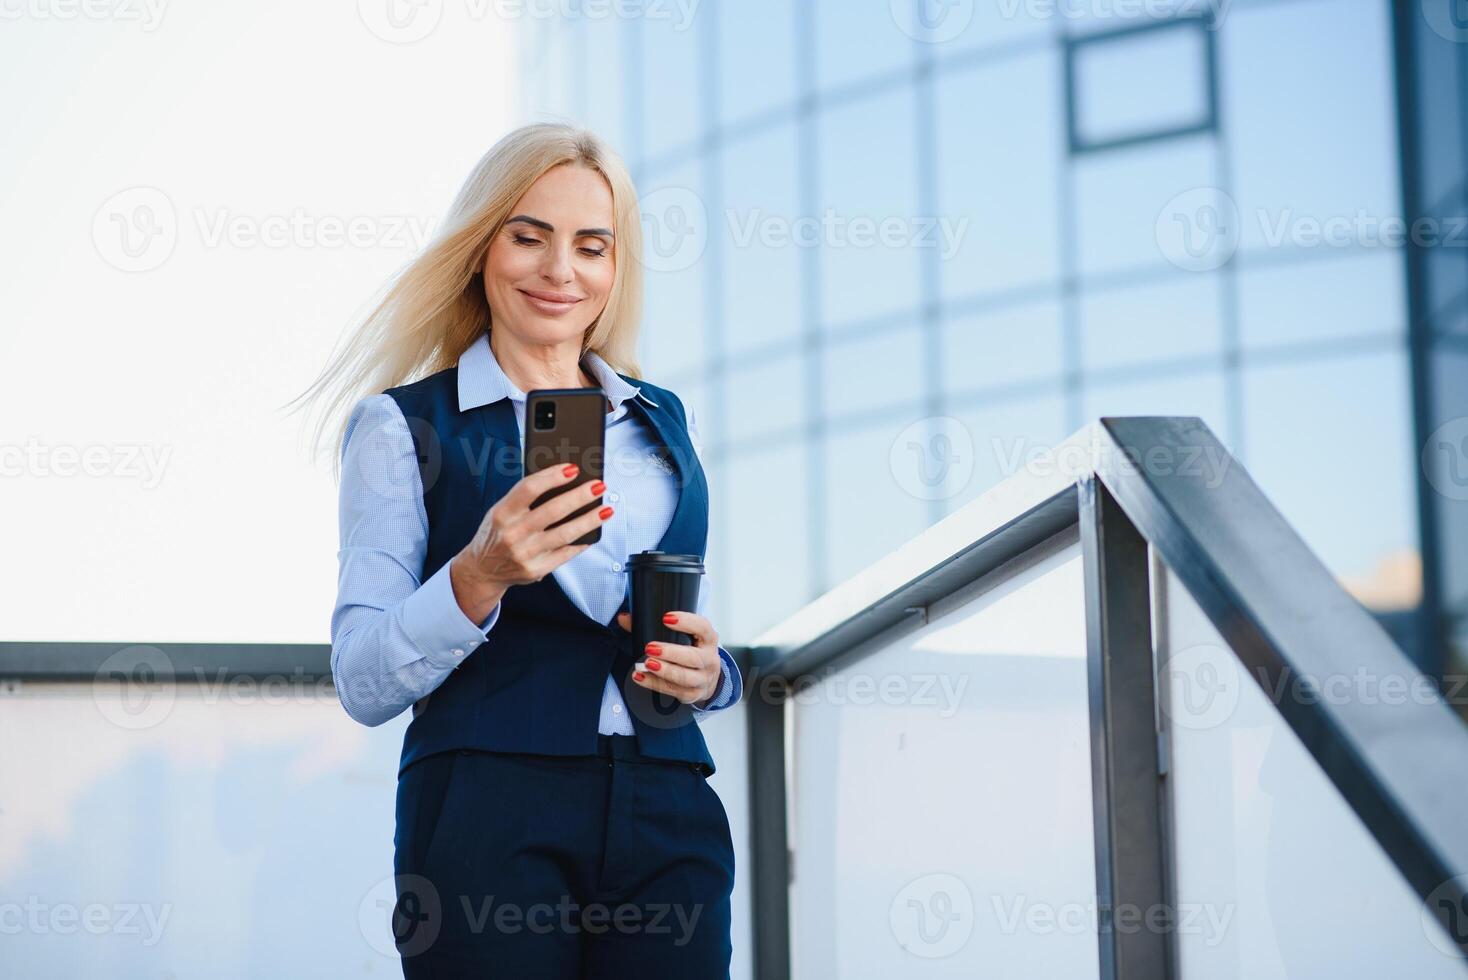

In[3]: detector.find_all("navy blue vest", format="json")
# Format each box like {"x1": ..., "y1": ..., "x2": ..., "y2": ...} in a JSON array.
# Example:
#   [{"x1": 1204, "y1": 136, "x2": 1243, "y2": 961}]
[{"x1": 384, "y1": 359, "x2": 717, "y2": 776}]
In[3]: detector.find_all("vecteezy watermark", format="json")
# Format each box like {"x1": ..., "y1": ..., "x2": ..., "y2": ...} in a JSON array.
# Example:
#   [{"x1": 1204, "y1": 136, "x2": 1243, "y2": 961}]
[
  {"x1": 1422, "y1": 875, "x2": 1468, "y2": 959},
  {"x1": 1159, "y1": 641, "x2": 1468, "y2": 732},
  {"x1": 890, "y1": 0, "x2": 1228, "y2": 42},
  {"x1": 637, "y1": 189, "x2": 972, "y2": 275},
  {"x1": 0, "y1": 897, "x2": 173, "y2": 945},
  {"x1": 1157, "y1": 186, "x2": 1468, "y2": 272},
  {"x1": 724, "y1": 208, "x2": 969, "y2": 262},
  {"x1": 0, "y1": 0, "x2": 169, "y2": 30},
  {"x1": 890, "y1": 874, "x2": 975, "y2": 959},
  {"x1": 1422, "y1": 416, "x2": 1468, "y2": 502},
  {"x1": 989, "y1": 434, "x2": 1234, "y2": 490},
  {"x1": 890, "y1": 416, "x2": 976, "y2": 502},
  {"x1": 357, "y1": 0, "x2": 701, "y2": 44},
  {"x1": 92, "y1": 185, "x2": 437, "y2": 273},
  {"x1": 0, "y1": 438, "x2": 173, "y2": 489},
  {"x1": 359, "y1": 874, "x2": 706, "y2": 958},
  {"x1": 991, "y1": 895, "x2": 1234, "y2": 946},
  {"x1": 751, "y1": 665, "x2": 971, "y2": 716}
]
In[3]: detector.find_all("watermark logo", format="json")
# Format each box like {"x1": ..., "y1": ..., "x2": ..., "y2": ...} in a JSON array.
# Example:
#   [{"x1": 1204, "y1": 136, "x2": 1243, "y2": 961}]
[
  {"x1": 92, "y1": 645, "x2": 177, "y2": 731},
  {"x1": 1421, "y1": 875, "x2": 1468, "y2": 958},
  {"x1": 92, "y1": 187, "x2": 177, "y2": 273},
  {"x1": 891, "y1": 0, "x2": 974, "y2": 43},
  {"x1": 638, "y1": 186, "x2": 707, "y2": 273},
  {"x1": 358, "y1": 0, "x2": 443, "y2": 43},
  {"x1": 890, "y1": 416, "x2": 975, "y2": 501},
  {"x1": 1423, "y1": 416, "x2": 1468, "y2": 502},
  {"x1": 890, "y1": 873, "x2": 975, "y2": 958},
  {"x1": 1420, "y1": 0, "x2": 1468, "y2": 43},
  {"x1": 361, "y1": 873, "x2": 443, "y2": 957},
  {"x1": 1159, "y1": 642, "x2": 1240, "y2": 731},
  {"x1": 1156, "y1": 187, "x2": 1240, "y2": 272}
]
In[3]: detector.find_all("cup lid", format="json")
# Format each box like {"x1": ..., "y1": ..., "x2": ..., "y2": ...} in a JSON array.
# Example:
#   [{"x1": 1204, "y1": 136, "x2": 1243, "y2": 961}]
[{"x1": 626, "y1": 550, "x2": 704, "y2": 572}]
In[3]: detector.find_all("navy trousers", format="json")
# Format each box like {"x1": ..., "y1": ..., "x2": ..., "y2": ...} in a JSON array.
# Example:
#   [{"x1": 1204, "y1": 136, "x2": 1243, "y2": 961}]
[{"x1": 391, "y1": 734, "x2": 735, "y2": 978}]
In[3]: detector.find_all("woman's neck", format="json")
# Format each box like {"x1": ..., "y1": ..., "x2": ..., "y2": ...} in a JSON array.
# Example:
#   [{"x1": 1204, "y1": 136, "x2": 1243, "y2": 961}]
[{"x1": 490, "y1": 329, "x2": 593, "y2": 392}]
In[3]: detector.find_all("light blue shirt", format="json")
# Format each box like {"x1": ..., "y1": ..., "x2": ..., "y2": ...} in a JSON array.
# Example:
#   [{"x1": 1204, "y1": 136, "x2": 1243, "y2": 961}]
[{"x1": 330, "y1": 332, "x2": 741, "y2": 731}]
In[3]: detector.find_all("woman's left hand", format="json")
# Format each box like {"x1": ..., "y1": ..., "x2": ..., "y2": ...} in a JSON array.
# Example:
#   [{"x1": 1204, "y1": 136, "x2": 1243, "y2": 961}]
[{"x1": 614, "y1": 610, "x2": 721, "y2": 705}]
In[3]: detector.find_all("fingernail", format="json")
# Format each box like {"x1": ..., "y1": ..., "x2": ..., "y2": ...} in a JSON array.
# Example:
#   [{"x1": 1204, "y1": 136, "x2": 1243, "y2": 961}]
[
  {"x1": 633, "y1": 671, "x2": 646, "y2": 681},
  {"x1": 646, "y1": 659, "x2": 662, "y2": 672},
  {"x1": 590, "y1": 480, "x2": 606, "y2": 495},
  {"x1": 562, "y1": 463, "x2": 579, "y2": 477},
  {"x1": 662, "y1": 613, "x2": 678, "y2": 624},
  {"x1": 599, "y1": 506, "x2": 614, "y2": 520},
  {"x1": 645, "y1": 642, "x2": 658, "y2": 655}
]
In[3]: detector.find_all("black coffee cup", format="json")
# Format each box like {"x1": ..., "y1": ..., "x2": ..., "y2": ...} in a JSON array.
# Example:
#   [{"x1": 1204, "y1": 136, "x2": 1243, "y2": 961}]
[
  {"x1": 622, "y1": 551, "x2": 705, "y2": 729},
  {"x1": 626, "y1": 550, "x2": 704, "y2": 653}
]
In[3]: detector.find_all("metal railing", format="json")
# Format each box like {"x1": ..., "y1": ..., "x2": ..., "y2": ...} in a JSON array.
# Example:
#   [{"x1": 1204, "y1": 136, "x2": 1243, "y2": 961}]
[{"x1": 732, "y1": 416, "x2": 1468, "y2": 979}]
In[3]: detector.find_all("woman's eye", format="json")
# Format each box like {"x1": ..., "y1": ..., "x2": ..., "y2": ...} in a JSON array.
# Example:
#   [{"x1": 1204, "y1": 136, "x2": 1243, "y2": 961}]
[
  {"x1": 580, "y1": 247, "x2": 607, "y2": 258},
  {"x1": 513, "y1": 235, "x2": 541, "y2": 246}
]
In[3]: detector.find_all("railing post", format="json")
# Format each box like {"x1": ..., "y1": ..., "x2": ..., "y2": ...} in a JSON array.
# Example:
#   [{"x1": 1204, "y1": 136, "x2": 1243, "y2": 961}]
[
  {"x1": 746, "y1": 660, "x2": 791, "y2": 980},
  {"x1": 1079, "y1": 475, "x2": 1176, "y2": 980}
]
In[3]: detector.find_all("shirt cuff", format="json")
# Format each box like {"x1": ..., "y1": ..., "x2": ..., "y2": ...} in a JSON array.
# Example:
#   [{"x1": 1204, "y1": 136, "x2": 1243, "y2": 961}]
[
  {"x1": 693, "y1": 646, "x2": 742, "y2": 713},
  {"x1": 400, "y1": 560, "x2": 501, "y2": 671}
]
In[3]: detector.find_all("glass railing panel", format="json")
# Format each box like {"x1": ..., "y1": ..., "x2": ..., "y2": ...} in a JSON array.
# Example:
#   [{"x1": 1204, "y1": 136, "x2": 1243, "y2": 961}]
[
  {"x1": 788, "y1": 533, "x2": 1099, "y2": 978},
  {"x1": 1157, "y1": 561, "x2": 1468, "y2": 977}
]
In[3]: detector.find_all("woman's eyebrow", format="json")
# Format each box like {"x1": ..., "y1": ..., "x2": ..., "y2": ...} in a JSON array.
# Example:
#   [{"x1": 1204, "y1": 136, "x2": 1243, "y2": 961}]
[{"x1": 506, "y1": 214, "x2": 615, "y2": 238}]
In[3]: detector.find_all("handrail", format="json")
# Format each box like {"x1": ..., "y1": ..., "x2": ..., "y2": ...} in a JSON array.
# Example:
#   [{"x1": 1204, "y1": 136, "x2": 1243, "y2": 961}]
[{"x1": 743, "y1": 416, "x2": 1468, "y2": 977}]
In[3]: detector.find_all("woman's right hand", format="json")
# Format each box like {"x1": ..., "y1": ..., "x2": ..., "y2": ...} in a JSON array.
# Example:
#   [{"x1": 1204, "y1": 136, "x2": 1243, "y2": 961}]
[{"x1": 448, "y1": 463, "x2": 612, "y2": 623}]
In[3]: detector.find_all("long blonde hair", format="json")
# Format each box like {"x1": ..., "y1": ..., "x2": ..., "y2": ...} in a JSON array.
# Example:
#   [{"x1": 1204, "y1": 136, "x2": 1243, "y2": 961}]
[{"x1": 292, "y1": 123, "x2": 646, "y2": 471}]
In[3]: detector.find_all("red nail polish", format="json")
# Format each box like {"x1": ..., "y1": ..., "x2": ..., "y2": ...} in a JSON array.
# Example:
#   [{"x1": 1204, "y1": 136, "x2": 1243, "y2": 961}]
[
  {"x1": 590, "y1": 480, "x2": 606, "y2": 495},
  {"x1": 599, "y1": 506, "x2": 614, "y2": 519},
  {"x1": 562, "y1": 463, "x2": 579, "y2": 477},
  {"x1": 645, "y1": 642, "x2": 658, "y2": 655},
  {"x1": 633, "y1": 671, "x2": 646, "y2": 681},
  {"x1": 646, "y1": 659, "x2": 662, "y2": 671},
  {"x1": 663, "y1": 613, "x2": 678, "y2": 624}
]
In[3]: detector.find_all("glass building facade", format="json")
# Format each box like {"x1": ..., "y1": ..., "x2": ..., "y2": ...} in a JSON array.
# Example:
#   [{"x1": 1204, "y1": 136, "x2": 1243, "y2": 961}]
[{"x1": 512, "y1": 0, "x2": 1467, "y2": 676}]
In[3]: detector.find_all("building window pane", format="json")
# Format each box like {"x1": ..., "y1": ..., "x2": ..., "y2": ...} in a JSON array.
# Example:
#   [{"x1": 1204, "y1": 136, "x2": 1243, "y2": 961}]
[
  {"x1": 1237, "y1": 252, "x2": 1405, "y2": 351},
  {"x1": 822, "y1": 324, "x2": 924, "y2": 423},
  {"x1": 817, "y1": 87, "x2": 922, "y2": 330},
  {"x1": 725, "y1": 442, "x2": 814, "y2": 639},
  {"x1": 824, "y1": 420, "x2": 931, "y2": 586},
  {"x1": 639, "y1": 161, "x2": 709, "y2": 378},
  {"x1": 935, "y1": 49, "x2": 1063, "y2": 300},
  {"x1": 1080, "y1": 273, "x2": 1224, "y2": 372},
  {"x1": 727, "y1": 351, "x2": 805, "y2": 445},
  {"x1": 1240, "y1": 351, "x2": 1419, "y2": 612},
  {"x1": 720, "y1": 123, "x2": 804, "y2": 356},
  {"x1": 717, "y1": 0, "x2": 798, "y2": 125},
  {"x1": 1068, "y1": 19, "x2": 1214, "y2": 152},
  {"x1": 942, "y1": 301, "x2": 1065, "y2": 397},
  {"x1": 814, "y1": 0, "x2": 916, "y2": 94}
]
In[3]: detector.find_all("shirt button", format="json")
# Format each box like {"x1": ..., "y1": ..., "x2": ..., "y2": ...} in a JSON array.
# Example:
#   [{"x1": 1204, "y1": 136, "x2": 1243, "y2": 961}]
[
  {"x1": 611, "y1": 561, "x2": 622, "y2": 572},
  {"x1": 451, "y1": 648, "x2": 464, "y2": 658},
  {"x1": 609, "y1": 492, "x2": 620, "y2": 503},
  {"x1": 612, "y1": 703, "x2": 623, "y2": 714}
]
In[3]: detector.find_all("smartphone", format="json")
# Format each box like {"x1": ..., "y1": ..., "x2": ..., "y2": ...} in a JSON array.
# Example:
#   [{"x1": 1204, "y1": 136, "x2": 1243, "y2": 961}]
[{"x1": 523, "y1": 388, "x2": 607, "y2": 546}]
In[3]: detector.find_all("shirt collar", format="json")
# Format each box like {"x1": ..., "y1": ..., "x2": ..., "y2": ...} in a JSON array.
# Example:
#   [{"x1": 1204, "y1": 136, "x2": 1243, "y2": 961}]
[{"x1": 456, "y1": 330, "x2": 657, "y2": 411}]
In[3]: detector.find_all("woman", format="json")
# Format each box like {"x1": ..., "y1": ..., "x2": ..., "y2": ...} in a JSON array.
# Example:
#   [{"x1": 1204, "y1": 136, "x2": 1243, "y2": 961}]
[{"x1": 300, "y1": 124, "x2": 741, "y2": 978}]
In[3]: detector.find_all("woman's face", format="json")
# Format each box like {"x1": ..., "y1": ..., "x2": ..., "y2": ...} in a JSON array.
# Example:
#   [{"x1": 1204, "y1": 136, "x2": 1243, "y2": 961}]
[{"x1": 482, "y1": 163, "x2": 617, "y2": 348}]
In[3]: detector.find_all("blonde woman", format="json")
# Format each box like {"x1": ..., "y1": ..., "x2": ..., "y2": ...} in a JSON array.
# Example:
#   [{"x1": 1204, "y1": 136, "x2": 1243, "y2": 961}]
[{"x1": 300, "y1": 124, "x2": 740, "y2": 978}]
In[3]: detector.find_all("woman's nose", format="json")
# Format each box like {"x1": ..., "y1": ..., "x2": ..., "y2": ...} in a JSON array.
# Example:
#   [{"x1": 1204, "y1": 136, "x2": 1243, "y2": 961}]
[{"x1": 540, "y1": 244, "x2": 575, "y2": 283}]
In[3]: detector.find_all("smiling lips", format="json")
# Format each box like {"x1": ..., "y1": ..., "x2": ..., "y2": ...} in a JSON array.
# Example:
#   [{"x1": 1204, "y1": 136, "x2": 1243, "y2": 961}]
[{"x1": 519, "y1": 288, "x2": 582, "y2": 315}]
